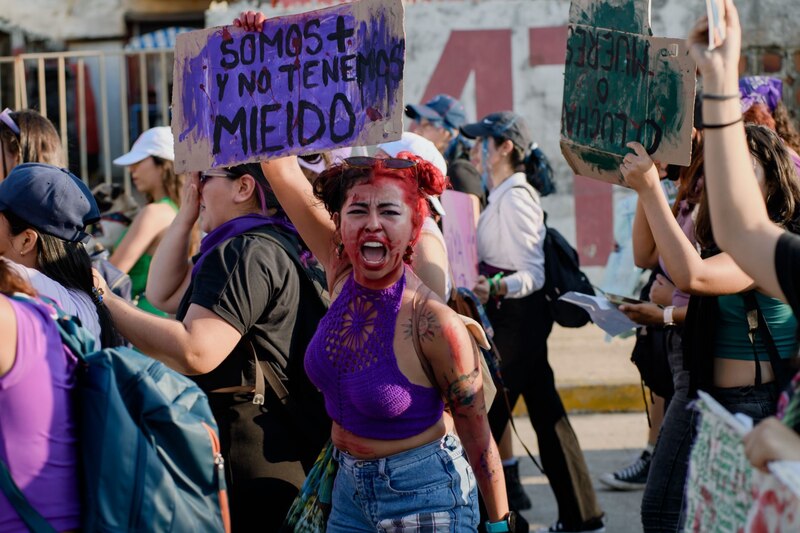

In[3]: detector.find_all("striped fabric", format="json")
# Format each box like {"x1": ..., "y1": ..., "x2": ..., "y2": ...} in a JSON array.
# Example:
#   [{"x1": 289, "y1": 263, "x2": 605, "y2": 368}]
[
  {"x1": 125, "y1": 27, "x2": 194, "y2": 50},
  {"x1": 377, "y1": 511, "x2": 452, "y2": 532}
]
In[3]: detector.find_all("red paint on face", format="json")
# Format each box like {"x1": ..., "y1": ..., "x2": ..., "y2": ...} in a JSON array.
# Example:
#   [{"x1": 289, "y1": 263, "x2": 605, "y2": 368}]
[{"x1": 340, "y1": 181, "x2": 415, "y2": 289}]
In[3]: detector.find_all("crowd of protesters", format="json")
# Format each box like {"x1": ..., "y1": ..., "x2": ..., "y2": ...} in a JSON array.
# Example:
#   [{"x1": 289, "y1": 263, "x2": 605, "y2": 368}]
[{"x1": 4, "y1": 0, "x2": 800, "y2": 531}]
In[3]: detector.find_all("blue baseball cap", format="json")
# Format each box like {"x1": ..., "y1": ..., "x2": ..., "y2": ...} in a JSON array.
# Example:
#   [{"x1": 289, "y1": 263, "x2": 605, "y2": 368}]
[
  {"x1": 405, "y1": 94, "x2": 467, "y2": 130},
  {"x1": 0, "y1": 163, "x2": 100, "y2": 243},
  {"x1": 460, "y1": 111, "x2": 533, "y2": 151}
]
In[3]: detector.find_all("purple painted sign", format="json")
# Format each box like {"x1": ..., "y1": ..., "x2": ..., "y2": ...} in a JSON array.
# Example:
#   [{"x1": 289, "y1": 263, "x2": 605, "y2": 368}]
[{"x1": 172, "y1": 0, "x2": 405, "y2": 173}]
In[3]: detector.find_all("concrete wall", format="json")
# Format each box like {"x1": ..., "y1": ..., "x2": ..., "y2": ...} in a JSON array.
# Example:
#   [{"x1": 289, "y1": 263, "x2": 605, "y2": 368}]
[
  {"x1": 0, "y1": 0, "x2": 209, "y2": 43},
  {"x1": 5, "y1": 0, "x2": 800, "y2": 275}
]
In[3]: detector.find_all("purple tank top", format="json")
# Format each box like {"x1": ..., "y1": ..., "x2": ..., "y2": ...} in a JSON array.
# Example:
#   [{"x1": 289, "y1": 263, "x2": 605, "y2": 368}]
[
  {"x1": 305, "y1": 271, "x2": 444, "y2": 439},
  {"x1": 0, "y1": 297, "x2": 81, "y2": 532}
]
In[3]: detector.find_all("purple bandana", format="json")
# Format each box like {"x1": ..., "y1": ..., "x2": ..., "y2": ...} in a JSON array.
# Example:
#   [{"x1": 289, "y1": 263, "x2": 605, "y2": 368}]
[
  {"x1": 739, "y1": 76, "x2": 783, "y2": 113},
  {"x1": 191, "y1": 214, "x2": 297, "y2": 278}
]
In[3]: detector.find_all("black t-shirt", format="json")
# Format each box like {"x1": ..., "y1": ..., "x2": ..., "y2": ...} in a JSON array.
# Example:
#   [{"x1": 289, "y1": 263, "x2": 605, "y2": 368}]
[
  {"x1": 448, "y1": 158, "x2": 486, "y2": 209},
  {"x1": 177, "y1": 229, "x2": 303, "y2": 391},
  {"x1": 776, "y1": 231, "x2": 800, "y2": 317}
]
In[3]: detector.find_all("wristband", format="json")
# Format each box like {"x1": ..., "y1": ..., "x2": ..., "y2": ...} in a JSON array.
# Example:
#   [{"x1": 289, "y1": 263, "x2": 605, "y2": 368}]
[
  {"x1": 663, "y1": 305, "x2": 676, "y2": 327},
  {"x1": 489, "y1": 273, "x2": 503, "y2": 297},
  {"x1": 702, "y1": 116, "x2": 743, "y2": 129},
  {"x1": 701, "y1": 93, "x2": 740, "y2": 101}
]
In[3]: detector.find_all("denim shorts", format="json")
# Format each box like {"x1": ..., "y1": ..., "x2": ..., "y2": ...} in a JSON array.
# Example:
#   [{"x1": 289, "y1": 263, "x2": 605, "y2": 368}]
[
  {"x1": 327, "y1": 433, "x2": 479, "y2": 532},
  {"x1": 710, "y1": 381, "x2": 779, "y2": 424}
]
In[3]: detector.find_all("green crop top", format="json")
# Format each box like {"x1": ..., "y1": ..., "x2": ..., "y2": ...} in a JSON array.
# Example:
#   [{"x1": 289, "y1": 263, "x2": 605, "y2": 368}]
[
  {"x1": 115, "y1": 197, "x2": 178, "y2": 317},
  {"x1": 715, "y1": 291, "x2": 798, "y2": 361}
]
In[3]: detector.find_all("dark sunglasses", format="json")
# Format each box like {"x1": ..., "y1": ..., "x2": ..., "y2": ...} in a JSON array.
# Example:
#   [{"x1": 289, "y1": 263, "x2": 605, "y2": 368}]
[
  {"x1": 343, "y1": 156, "x2": 416, "y2": 170},
  {"x1": 199, "y1": 168, "x2": 238, "y2": 184}
]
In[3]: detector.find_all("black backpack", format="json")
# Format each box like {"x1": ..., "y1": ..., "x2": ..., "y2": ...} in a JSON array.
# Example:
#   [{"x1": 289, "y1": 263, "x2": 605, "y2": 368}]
[
  {"x1": 541, "y1": 221, "x2": 594, "y2": 327},
  {"x1": 512, "y1": 186, "x2": 594, "y2": 327}
]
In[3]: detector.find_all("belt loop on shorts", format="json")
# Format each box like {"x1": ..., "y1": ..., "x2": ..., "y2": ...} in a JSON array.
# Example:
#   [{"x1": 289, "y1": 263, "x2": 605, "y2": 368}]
[{"x1": 377, "y1": 457, "x2": 387, "y2": 476}]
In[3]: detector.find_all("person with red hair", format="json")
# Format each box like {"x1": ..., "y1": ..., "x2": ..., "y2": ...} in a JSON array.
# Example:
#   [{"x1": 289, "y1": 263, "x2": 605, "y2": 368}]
[{"x1": 258, "y1": 149, "x2": 512, "y2": 531}]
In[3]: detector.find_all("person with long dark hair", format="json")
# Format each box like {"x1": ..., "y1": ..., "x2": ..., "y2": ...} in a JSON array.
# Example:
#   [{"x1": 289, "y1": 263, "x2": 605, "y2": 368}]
[
  {"x1": 459, "y1": 111, "x2": 604, "y2": 533},
  {"x1": 686, "y1": 0, "x2": 800, "y2": 476},
  {"x1": 620, "y1": 122, "x2": 800, "y2": 531},
  {"x1": 0, "y1": 163, "x2": 120, "y2": 348}
]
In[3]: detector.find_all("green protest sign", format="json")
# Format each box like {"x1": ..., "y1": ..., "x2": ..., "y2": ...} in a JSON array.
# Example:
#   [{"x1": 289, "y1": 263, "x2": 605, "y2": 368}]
[{"x1": 559, "y1": 0, "x2": 696, "y2": 185}]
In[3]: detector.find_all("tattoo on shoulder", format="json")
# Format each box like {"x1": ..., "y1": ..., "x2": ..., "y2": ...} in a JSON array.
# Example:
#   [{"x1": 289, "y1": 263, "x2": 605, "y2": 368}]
[{"x1": 402, "y1": 305, "x2": 440, "y2": 343}]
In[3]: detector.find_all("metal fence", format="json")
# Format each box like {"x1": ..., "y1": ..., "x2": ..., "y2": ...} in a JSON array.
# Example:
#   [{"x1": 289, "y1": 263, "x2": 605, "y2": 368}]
[{"x1": 0, "y1": 48, "x2": 176, "y2": 192}]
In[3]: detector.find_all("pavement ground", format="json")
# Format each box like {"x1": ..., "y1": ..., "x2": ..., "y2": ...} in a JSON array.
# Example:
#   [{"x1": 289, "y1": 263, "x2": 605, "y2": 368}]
[
  {"x1": 511, "y1": 412, "x2": 648, "y2": 532},
  {"x1": 508, "y1": 322, "x2": 649, "y2": 531}
]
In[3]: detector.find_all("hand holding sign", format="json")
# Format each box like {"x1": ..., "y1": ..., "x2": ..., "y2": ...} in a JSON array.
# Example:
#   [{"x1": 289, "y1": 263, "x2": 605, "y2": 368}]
[
  {"x1": 172, "y1": 0, "x2": 405, "y2": 173},
  {"x1": 560, "y1": 0, "x2": 697, "y2": 185},
  {"x1": 687, "y1": 0, "x2": 742, "y2": 92},
  {"x1": 619, "y1": 142, "x2": 661, "y2": 191}
]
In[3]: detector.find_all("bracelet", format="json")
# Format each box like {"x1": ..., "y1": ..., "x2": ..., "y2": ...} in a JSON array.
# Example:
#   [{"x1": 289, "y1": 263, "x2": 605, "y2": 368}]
[
  {"x1": 663, "y1": 305, "x2": 676, "y2": 327},
  {"x1": 488, "y1": 273, "x2": 503, "y2": 297},
  {"x1": 702, "y1": 116, "x2": 743, "y2": 129},
  {"x1": 702, "y1": 93, "x2": 740, "y2": 101},
  {"x1": 91, "y1": 286, "x2": 105, "y2": 305}
]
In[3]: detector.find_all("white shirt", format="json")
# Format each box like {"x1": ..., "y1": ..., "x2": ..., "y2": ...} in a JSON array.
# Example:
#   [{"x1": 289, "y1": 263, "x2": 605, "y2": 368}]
[
  {"x1": 6, "y1": 260, "x2": 102, "y2": 348},
  {"x1": 476, "y1": 173, "x2": 545, "y2": 299}
]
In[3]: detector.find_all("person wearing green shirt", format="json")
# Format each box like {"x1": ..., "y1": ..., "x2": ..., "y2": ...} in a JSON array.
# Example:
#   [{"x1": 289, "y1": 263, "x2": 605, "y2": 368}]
[{"x1": 110, "y1": 127, "x2": 194, "y2": 316}]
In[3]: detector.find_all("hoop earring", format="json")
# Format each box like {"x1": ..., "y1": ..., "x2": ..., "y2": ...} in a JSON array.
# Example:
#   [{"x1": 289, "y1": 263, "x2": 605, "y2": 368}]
[{"x1": 403, "y1": 245, "x2": 414, "y2": 263}]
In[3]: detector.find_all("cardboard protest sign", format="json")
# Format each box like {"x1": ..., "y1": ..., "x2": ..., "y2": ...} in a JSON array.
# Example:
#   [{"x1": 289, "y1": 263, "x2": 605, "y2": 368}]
[
  {"x1": 560, "y1": 0, "x2": 696, "y2": 186},
  {"x1": 441, "y1": 190, "x2": 478, "y2": 291},
  {"x1": 172, "y1": 0, "x2": 405, "y2": 173},
  {"x1": 683, "y1": 391, "x2": 755, "y2": 532}
]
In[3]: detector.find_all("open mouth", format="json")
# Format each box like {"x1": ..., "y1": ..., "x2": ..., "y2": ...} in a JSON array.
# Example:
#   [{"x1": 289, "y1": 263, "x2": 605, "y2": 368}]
[{"x1": 360, "y1": 241, "x2": 387, "y2": 265}]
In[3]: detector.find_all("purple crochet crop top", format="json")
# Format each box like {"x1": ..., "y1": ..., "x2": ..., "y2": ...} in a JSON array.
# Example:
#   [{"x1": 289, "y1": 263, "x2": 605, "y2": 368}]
[{"x1": 305, "y1": 271, "x2": 444, "y2": 439}]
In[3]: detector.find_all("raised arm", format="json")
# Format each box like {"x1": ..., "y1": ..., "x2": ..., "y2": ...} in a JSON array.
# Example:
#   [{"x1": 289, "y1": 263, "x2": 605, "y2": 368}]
[
  {"x1": 145, "y1": 176, "x2": 197, "y2": 313},
  {"x1": 632, "y1": 197, "x2": 659, "y2": 269},
  {"x1": 413, "y1": 229, "x2": 448, "y2": 300},
  {"x1": 422, "y1": 299, "x2": 508, "y2": 522},
  {"x1": 687, "y1": 0, "x2": 785, "y2": 300},
  {"x1": 260, "y1": 157, "x2": 338, "y2": 272},
  {"x1": 622, "y1": 142, "x2": 753, "y2": 295}
]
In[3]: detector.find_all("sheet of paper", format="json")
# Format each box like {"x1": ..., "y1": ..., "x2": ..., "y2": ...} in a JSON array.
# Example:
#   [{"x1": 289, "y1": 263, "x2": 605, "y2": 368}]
[
  {"x1": 706, "y1": 0, "x2": 727, "y2": 50},
  {"x1": 559, "y1": 291, "x2": 637, "y2": 337}
]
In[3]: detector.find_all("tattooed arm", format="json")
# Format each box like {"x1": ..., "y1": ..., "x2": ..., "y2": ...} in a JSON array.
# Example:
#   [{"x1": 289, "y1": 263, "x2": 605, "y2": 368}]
[{"x1": 420, "y1": 298, "x2": 509, "y2": 522}]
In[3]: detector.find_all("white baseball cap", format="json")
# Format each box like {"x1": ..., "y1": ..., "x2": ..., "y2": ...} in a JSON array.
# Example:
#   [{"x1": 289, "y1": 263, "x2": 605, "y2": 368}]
[
  {"x1": 113, "y1": 126, "x2": 174, "y2": 166},
  {"x1": 298, "y1": 146, "x2": 353, "y2": 174},
  {"x1": 377, "y1": 132, "x2": 447, "y2": 217}
]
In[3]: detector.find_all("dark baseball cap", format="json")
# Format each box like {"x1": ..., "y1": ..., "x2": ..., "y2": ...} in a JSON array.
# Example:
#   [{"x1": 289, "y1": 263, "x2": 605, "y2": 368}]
[
  {"x1": 460, "y1": 111, "x2": 533, "y2": 151},
  {"x1": 405, "y1": 94, "x2": 467, "y2": 130},
  {"x1": 0, "y1": 163, "x2": 100, "y2": 242}
]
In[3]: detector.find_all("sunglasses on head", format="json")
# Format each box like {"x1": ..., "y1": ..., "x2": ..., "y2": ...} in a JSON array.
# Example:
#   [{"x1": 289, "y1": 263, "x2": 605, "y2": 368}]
[
  {"x1": 0, "y1": 108, "x2": 20, "y2": 136},
  {"x1": 343, "y1": 156, "x2": 416, "y2": 170}
]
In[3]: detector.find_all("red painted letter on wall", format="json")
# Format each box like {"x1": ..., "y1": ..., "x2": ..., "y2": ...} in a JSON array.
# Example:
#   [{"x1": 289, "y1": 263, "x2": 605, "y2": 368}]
[{"x1": 421, "y1": 30, "x2": 513, "y2": 118}]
